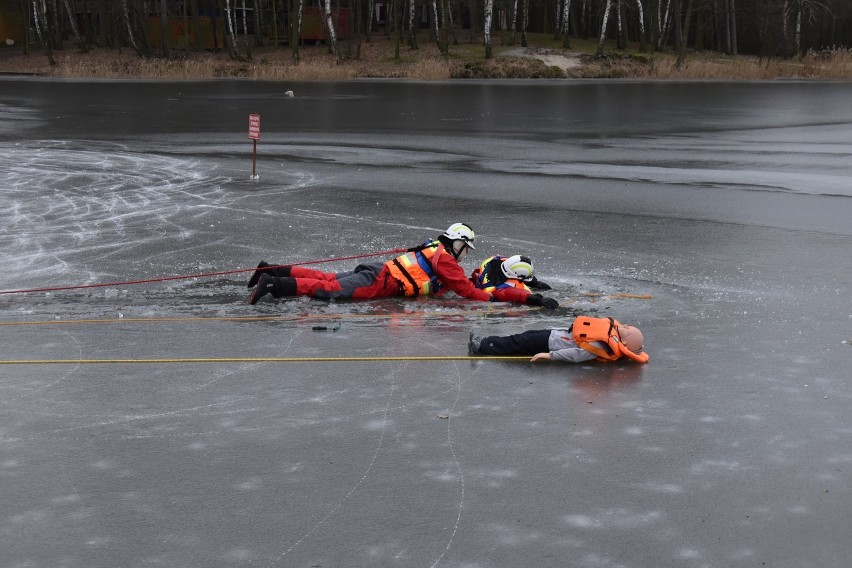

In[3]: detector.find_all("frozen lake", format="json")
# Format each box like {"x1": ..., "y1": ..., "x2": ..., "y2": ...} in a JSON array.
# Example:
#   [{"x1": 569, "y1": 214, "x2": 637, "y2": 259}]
[{"x1": 1, "y1": 78, "x2": 851, "y2": 567}]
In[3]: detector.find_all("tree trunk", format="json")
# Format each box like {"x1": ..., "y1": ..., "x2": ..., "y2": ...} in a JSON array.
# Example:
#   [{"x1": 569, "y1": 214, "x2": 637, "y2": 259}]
[
  {"x1": 394, "y1": 0, "x2": 400, "y2": 59},
  {"x1": 120, "y1": 0, "x2": 140, "y2": 55},
  {"x1": 160, "y1": 0, "x2": 171, "y2": 57},
  {"x1": 61, "y1": 0, "x2": 87, "y2": 52},
  {"x1": 637, "y1": 0, "x2": 646, "y2": 52},
  {"x1": 510, "y1": 0, "x2": 517, "y2": 44},
  {"x1": 291, "y1": 0, "x2": 304, "y2": 61},
  {"x1": 254, "y1": 0, "x2": 265, "y2": 47},
  {"x1": 354, "y1": 0, "x2": 362, "y2": 57},
  {"x1": 409, "y1": 0, "x2": 418, "y2": 48},
  {"x1": 676, "y1": 0, "x2": 693, "y2": 68},
  {"x1": 221, "y1": 0, "x2": 242, "y2": 59},
  {"x1": 33, "y1": 0, "x2": 57, "y2": 64},
  {"x1": 561, "y1": 0, "x2": 572, "y2": 48},
  {"x1": 484, "y1": 0, "x2": 493, "y2": 57},
  {"x1": 241, "y1": 0, "x2": 252, "y2": 60},
  {"x1": 727, "y1": 0, "x2": 737, "y2": 55},
  {"x1": 672, "y1": 0, "x2": 683, "y2": 61},
  {"x1": 322, "y1": 0, "x2": 340, "y2": 60},
  {"x1": 596, "y1": 0, "x2": 612, "y2": 56},
  {"x1": 431, "y1": 0, "x2": 443, "y2": 53},
  {"x1": 367, "y1": 0, "x2": 374, "y2": 42},
  {"x1": 795, "y1": 6, "x2": 802, "y2": 57},
  {"x1": 440, "y1": 0, "x2": 450, "y2": 54},
  {"x1": 520, "y1": 0, "x2": 528, "y2": 47}
]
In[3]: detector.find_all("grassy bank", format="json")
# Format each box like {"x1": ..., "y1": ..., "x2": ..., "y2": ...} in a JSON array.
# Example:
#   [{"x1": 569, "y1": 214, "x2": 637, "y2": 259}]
[{"x1": 2, "y1": 33, "x2": 851, "y2": 81}]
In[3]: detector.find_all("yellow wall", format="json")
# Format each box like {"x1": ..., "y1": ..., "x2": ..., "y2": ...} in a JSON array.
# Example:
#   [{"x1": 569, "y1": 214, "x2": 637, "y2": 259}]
[{"x1": 0, "y1": 10, "x2": 26, "y2": 44}]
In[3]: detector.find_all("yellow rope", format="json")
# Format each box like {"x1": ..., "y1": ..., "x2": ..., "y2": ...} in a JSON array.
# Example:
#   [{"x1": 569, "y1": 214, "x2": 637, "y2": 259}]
[{"x1": 0, "y1": 356, "x2": 530, "y2": 365}]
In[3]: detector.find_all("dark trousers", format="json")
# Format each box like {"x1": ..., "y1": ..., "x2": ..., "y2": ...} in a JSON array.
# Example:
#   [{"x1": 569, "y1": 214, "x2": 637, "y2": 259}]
[{"x1": 479, "y1": 329, "x2": 551, "y2": 356}]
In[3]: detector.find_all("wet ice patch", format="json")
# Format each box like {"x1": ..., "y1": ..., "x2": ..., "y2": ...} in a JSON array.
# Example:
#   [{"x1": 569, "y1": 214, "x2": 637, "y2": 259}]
[
  {"x1": 0, "y1": 103, "x2": 42, "y2": 133},
  {"x1": 0, "y1": 140, "x2": 314, "y2": 289},
  {"x1": 563, "y1": 508, "x2": 661, "y2": 529}
]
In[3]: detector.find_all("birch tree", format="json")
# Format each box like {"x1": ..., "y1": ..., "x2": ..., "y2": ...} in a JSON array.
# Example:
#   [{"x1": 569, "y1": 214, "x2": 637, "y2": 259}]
[
  {"x1": 409, "y1": 0, "x2": 419, "y2": 48},
  {"x1": 61, "y1": 0, "x2": 87, "y2": 52},
  {"x1": 221, "y1": 0, "x2": 242, "y2": 59},
  {"x1": 636, "y1": 0, "x2": 646, "y2": 51},
  {"x1": 484, "y1": 0, "x2": 494, "y2": 57},
  {"x1": 291, "y1": 0, "x2": 304, "y2": 62},
  {"x1": 431, "y1": 0, "x2": 444, "y2": 54},
  {"x1": 32, "y1": 0, "x2": 56, "y2": 64},
  {"x1": 322, "y1": 0, "x2": 341, "y2": 60},
  {"x1": 597, "y1": 0, "x2": 613, "y2": 55},
  {"x1": 119, "y1": 0, "x2": 141, "y2": 55},
  {"x1": 510, "y1": 0, "x2": 518, "y2": 44},
  {"x1": 241, "y1": 0, "x2": 252, "y2": 60},
  {"x1": 560, "y1": 0, "x2": 572, "y2": 48}
]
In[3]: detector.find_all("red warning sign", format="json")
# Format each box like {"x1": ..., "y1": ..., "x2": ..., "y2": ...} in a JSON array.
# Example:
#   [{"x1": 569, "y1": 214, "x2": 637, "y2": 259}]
[{"x1": 248, "y1": 113, "x2": 261, "y2": 140}]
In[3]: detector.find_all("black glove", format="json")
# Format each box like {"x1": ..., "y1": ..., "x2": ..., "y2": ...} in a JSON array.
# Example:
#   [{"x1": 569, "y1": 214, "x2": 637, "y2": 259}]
[
  {"x1": 528, "y1": 277, "x2": 552, "y2": 291},
  {"x1": 526, "y1": 293, "x2": 559, "y2": 309}
]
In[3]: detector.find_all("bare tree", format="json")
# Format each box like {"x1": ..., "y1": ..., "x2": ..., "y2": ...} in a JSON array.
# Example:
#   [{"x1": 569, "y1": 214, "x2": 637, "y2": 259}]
[
  {"x1": 241, "y1": 0, "x2": 252, "y2": 60},
  {"x1": 288, "y1": 0, "x2": 303, "y2": 60},
  {"x1": 634, "y1": 0, "x2": 647, "y2": 51},
  {"x1": 322, "y1": 0, "x2": 341, "y2": 59},
  {"x1": 32, "y1": 0, "x2": 56, "y2": 64},
  {"x1": 510, "y1": 0, "x2": 518, "y2": 44},
  {"x1": 560, "y1": 0, "x2": 573, "y2": 47},
  {"x1": 61, "y1": 0, "x2": 87, "y2": 52},
  {"x1": 484, "y1": 0, "x2": 494, "y2": 57},
  {"x1": 431, "y1": 0, "x2": 443, "y2": 53},
  {"x1": 727, "y1": 0, "x2": 737, "y2": 54},
  {"x1": 253, "y1": 0, "x2": 265, "y2": 47},
  {"x1": 119, "y1": 0, "x2": 142, "y2": 54},
  {"x1": 597, "y1": 0, "x2": 613, "y2": 55},
  {"x1": 676, "y1": 0, "x2": 694, "y2": 67},
  {"x1": 409, "y1": 0, "x2": 419, "y2": 48}
]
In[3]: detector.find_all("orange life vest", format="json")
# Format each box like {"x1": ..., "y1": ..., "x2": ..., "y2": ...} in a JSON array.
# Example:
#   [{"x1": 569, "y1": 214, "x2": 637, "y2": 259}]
[
  {"x1": 385, "y1": 241, "x2": 443, "y2": 296},
  {"x1": 474, "y1": 256, "x2": 531, "y2": 294},
  {"x1": 572, "y1": 316, "x2": 649, "y2": 364}
]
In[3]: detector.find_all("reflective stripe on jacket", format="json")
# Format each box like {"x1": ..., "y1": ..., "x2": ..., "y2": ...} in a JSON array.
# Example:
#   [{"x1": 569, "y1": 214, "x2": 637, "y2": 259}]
[
  {"x1": 385, "y1": 241, "x2": 442, "y2": 296},
  {"x1": 474, "y1": 256, "x2": 530, "y2": 294}
]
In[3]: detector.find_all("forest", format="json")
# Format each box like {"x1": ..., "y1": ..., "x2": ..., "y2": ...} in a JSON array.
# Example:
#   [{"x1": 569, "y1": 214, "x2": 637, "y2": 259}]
[{"x1": 3, "y1": 0, "x2": 851, "y2": 67}]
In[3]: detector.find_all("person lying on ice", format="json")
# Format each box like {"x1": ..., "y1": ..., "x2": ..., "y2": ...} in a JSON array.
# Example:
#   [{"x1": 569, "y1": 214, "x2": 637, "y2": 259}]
[
  {"x1": 469, "y1": 254, "x2": 558, "y2": 309},
  {"x1": 247, "y1": 223, "x2": 559, "y2": 308},
  {"x1": 468, "y1": 316, "x2": 649, "y2": 363}
]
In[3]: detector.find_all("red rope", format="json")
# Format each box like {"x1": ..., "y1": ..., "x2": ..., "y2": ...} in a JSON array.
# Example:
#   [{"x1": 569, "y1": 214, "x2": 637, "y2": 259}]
[{"x1": 0, "y1": 248, "x2": 409, "y2": 296}]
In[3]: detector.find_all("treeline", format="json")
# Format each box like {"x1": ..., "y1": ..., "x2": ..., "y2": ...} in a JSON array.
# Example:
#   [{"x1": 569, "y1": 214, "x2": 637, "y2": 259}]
[{"x1": 12, "y1": 0, "x2": 852, "y2": 66}]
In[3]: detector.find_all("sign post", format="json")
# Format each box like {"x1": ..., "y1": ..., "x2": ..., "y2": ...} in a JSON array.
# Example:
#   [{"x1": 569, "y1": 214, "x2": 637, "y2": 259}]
[{"x1": 248, "y1": 113, "x2": 261, "y2": 180}]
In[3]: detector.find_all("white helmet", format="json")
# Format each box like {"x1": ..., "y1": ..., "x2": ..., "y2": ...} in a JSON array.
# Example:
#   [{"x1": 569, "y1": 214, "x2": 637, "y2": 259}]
[
  {"x1": 501, "y1": 255, "x2": 534, "y2": 281},
  {"x1": 443, "y1": 223, "x2": 476, "y2": 249}
]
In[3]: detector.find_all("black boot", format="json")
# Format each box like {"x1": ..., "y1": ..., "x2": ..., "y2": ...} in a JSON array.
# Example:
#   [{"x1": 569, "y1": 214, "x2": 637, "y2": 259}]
[
  {"x1": 249, "y1": 275, "x2": 298, "y2": 305},
  {"x1": 247, "y1": 261, "x2": 292, "y2": 288}
]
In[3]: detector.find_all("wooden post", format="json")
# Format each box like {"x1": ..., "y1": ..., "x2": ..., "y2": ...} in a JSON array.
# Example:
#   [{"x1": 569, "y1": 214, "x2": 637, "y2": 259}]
[{"x1": 248, "y1": 113, "x2": 260, "y2": 180}]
